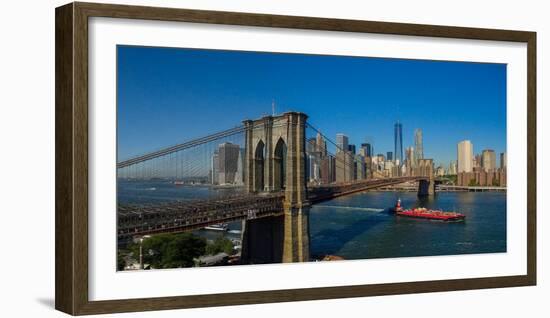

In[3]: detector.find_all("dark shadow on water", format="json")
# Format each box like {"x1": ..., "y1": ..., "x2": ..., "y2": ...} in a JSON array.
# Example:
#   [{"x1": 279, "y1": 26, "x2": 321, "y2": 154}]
[
  {"x1": 36, "y1": 297, "x2": 55, "y2": 309},
  {"x1": 311, "y1": 217, "x2": 384, "y2": 256}
]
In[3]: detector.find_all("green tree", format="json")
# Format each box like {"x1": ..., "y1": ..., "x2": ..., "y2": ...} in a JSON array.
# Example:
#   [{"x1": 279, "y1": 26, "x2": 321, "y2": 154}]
[
  {"x1": 117, "y1": 251, "x2": 126, "y2": 271},
  {"x1": 134, "y1": 233, "x2": 207, "y2": 269},
  {"x1": 442, "y1": 174, "x2": 457, "y2": 185},
  {"x1": 206, "y1": 236, "x2": 234, "y2": 255},
  {"x1": 468, "y1": 179, "x2": 478, "y2": 186}
]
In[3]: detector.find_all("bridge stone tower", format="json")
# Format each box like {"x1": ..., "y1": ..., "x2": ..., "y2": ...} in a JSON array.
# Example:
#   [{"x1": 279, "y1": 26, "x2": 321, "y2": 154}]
[
  {"x1": 242, "y1": 112, "x2": 310, "y2": 263},
  {"x1": 416, "y1": 158, "x2": 435, "y2": 196}
]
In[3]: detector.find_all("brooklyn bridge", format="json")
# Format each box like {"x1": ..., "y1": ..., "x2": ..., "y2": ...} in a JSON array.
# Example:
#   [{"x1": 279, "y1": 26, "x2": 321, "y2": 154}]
[{"x1": 117, "y1": 112, "x2": 434, "y2": 263}]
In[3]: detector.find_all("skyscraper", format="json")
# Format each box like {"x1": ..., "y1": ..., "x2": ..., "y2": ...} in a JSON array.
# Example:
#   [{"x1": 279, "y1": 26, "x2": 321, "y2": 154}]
[
  {"x1": 218, "y1": 142, "x2": 241, "y2": 184},
  {"x1": 386, "y1": 151, "x2": 393, "y2": 161},
  {"x1": 481, "y1": 149, "x2": 496, "y2": 172},
  {"x1": 405, "y1": 147, "x2": 414, "y2": 164},
  {"x1": 307, "y1": 153, "x2": 320, "y2": 183},
  {"x1": 394, "y1": 121, "x2": 403, "y2": 165},
  {"x1": 414, "y1": 128, "x2": 423, "y2": 167},
  {"x1": 306, "y1": 137, "x2": 316, "y2": 153},
  {"x1": 235, "y1": 149, "x2": 244, "y2": 185},
  {"x1": 336, "y1": 133, "x2": 349, "y2": 153},
  {"x1": 306, "y1": 138, "x2": 321, "y2": 183},
  {"x1": 500, "y1": 152, "x2": 507, "y2": 169},
  {"x1": 457, "y1": 140, "x2": 474, "y2": 173},
  {"x1": 335, "y1": 151, "x2": 353, "y2": 182},
  {"x1": 474, "y1": 154, "x2": 482, "y2": 168},
  {"x1": 316, "y1": 132, "x2": 327, "y2": 156},
  {"x1": 211, "y1": 151, "x2": 219, "y2": 184},
  {"x1": 360, "y1": 143, "x2": 373, "y2": 157},
  {"x1": 348, "y1": 144, "x2": 356, "y2": 155},
  {"x1": 405, "y1": 146, "x2": 414, "y2": 176}
]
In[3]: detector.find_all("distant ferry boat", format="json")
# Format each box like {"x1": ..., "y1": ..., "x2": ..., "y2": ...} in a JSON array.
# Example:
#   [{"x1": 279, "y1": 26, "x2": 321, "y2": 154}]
[
  {"x1": 173, "y1": 180, "x2": 185, "y2": 185},
  {"x1": 204, "y1": 223, "x2": 229, "y2": 231},
  {"x1": 393, "y1": 199, "x2": 465, "y2": 222}
]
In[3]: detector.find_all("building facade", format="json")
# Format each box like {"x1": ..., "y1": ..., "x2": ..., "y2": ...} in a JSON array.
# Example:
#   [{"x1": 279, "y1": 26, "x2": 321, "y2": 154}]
[
  {"x1": 361, "y1": 143, "x2": 373, "y2": 158},
  {"x1": 218, "y1": 142, "x2": 241, "y2": 185},
  {"x1": 316, "y1": 132, "x2": 327, "y2": 156},
  {"x1": 414, "y1": 128, "x2": 423, "y2": 167},
  {"x1": 500, "y1": 152, "x2": 507, "y2": 169},
  {"x1": 211, "y1": 151, "x2": 219, "y2": 184},
  {"x1": 457, "y1": 170, "x2": 507, "y2": 187},
  {"x1": 481, "y1": 149, "x2": 496, "y2": 172},
  {"x1": 405, "y1": 146, "x2": 414, "y2": 176},
  {"x1": 348, "y1": 144, "x2": 356, "y2": 155},
  {"x1": 336, "y1": 133, "x2": 349, "y2": 153},
  {"x1": 457, "y1": 140, "x2": 474, "y2": 173},
  {"x1": 449, "y1": 160, "x2": 457, "y2": 175},
  {"x1": 394, "y1": 121, "x2": 403, "y2": 165},
  {"x1": 335, "y1": 151, "x2": 354, "y2": 183}
]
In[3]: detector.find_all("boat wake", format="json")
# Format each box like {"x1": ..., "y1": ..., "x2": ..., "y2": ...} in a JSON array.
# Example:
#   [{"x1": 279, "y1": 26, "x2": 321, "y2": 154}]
[{"x1": 315, "y1": 205, "x2": 384, "y2": 212}]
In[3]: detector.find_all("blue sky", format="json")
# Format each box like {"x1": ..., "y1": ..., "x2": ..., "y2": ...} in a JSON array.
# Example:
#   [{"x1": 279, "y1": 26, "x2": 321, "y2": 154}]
[{"x1": 117, "y1": 45, "x2": 506, "y2": 167}]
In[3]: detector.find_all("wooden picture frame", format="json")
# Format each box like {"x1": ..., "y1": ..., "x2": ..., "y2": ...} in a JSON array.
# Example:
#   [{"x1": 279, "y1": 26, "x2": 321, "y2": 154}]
[{"x1": 55, "y1": 2, "x2": 536, "y2": 315}]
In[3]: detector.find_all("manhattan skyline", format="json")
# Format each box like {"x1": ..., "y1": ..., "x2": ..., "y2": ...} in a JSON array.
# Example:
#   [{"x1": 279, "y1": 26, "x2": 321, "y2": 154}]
[{"x1": 117, "y1": 45, "x2": 507, "y2": 166}]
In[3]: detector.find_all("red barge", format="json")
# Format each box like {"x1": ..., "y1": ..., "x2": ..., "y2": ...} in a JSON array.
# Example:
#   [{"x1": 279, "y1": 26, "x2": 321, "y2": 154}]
[{"x1": 393, "y1": 199, "x2": 465, "y2": 222}]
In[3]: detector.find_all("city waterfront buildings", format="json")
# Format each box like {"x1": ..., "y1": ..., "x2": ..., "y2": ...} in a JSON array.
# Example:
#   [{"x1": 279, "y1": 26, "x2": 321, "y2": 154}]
[
  {"x1": 436, "y1": 165, "x2": 445, "y2": 177},
  {"x1": 449, "y1": 160, "x2": 457, "y2": 175},
  {"x1": 457, "y1": 170, "x2": 506, "y2": 187},
  {"x1": 361, "y1": 143, "x2": 373, "y2": 157},
  {"x1": 307, "y1": 133, "x2": 334, "y2": 184},
  {"x1": 210, "y1": 143, "x2": 244, "y2": 185}
]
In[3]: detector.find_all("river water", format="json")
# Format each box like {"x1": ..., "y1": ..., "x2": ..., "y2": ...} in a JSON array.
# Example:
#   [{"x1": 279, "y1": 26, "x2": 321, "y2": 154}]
[{"x1": 118, "y1": 180, "x2": 506, "y2": 260}]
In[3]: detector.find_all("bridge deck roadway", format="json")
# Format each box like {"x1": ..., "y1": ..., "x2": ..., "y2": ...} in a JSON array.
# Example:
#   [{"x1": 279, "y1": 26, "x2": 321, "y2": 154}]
[{"x1": 117, "y1": 177, "x2": 424, "y2": 238}]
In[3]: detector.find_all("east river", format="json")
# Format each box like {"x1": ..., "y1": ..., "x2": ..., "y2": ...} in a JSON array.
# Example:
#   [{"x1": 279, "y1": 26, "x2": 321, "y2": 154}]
[{"x1": 118, "y1": 180, "x2": 506, "y2": 260}]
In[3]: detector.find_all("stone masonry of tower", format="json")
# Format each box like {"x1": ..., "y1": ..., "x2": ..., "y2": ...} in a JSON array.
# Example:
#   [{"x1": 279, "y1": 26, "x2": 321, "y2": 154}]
[{"x1": 242, "y1": 111, "x2": 310, "y2": 263}]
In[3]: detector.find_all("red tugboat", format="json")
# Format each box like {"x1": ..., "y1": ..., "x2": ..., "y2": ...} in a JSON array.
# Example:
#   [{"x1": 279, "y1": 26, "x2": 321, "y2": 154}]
[{"x1": 393, "y1": 199, "x2": 465, "y2": 222}]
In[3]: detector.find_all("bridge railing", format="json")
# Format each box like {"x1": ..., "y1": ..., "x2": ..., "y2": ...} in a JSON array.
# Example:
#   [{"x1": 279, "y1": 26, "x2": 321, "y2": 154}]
[
  {"x1": 307, "y1": 177, "x2": 422, "y2": 202},
  {"x1": 117, "y1": 193, "x2": 284, "y2": 237}
]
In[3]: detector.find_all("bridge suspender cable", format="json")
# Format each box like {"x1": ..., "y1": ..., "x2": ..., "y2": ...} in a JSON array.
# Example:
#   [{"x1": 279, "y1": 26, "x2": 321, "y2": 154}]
[
  {"x1": 118, "y1": 122, "x2": 359, "y2": 170},
  {"x1": 117, "y1": 125, "x2": 245, "y2": 169}
]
